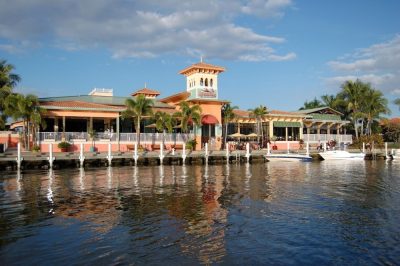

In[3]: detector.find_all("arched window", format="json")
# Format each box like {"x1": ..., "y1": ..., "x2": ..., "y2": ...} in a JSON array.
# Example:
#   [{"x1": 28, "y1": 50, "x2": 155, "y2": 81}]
[
  {"x1": 200, "y1": 78, "x2": 203, "y2": 86},
  {"x1": 205, "y1": 78, "x2": 208, "y2": 86},
  {"x1": 210, "y1": 79, "x2": 213, "y2": 87}
]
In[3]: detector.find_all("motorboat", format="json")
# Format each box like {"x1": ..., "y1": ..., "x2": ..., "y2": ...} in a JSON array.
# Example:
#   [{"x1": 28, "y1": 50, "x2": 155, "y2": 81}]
[
  {"x1": 265, "y1": 153, "x2": 312, "y2": 162},
  {"x1": 390, "y1": 149, "x2": 400, "y2": 160},
  {"x1": 319, "y1": 150, "x2": 365, "y2": 160}
]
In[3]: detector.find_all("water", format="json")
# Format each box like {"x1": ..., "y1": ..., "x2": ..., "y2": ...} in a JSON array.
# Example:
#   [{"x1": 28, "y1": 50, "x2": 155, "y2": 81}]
[{"x1": 1, "y1": 161, "x2": 400, "y2": 265}]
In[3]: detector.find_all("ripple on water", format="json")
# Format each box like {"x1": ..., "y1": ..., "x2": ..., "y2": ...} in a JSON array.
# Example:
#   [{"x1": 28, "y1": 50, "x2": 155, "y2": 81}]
[{"x1": 0, "y1": 162, "x2": 400, "y2": 265}]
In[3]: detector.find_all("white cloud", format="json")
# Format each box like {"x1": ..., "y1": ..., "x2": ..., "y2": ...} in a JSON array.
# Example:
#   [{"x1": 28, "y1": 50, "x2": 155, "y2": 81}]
[
  {"x1": 326, "y1": 35, "x2": 400, "y2": 94},
  {"x1": 0, "y1": 0, "x2": 295, "y2": 62}
]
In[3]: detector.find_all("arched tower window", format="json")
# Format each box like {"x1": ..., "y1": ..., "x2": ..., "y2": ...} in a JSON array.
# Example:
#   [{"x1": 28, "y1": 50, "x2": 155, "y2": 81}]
[
  {"x1": 210, "y1": 79, "x2": 213, "y2": 87},
  {"x1": 200, "y1": 78, "x2": 203, "y2": 86},
  {"x1": 205, "y1": 78, "x2": 208, "y2": 86}
]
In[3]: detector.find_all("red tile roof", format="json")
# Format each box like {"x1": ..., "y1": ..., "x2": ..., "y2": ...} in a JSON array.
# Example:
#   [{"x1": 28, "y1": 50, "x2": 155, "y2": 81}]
[
  {"x1": 131, "y1": 88, "x2": 160, "y2": 96},
  {"x1": 179, "y1": 62, "x2": 225, "y2": 75}
]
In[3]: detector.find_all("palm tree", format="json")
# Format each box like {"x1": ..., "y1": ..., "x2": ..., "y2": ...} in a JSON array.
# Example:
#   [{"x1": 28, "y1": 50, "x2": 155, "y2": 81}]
[
  {"x1": 122, "y1": 94, "x2": 154, "y2": 147},
  {"x1": 154, "y1": 111, "x2": 177, "y2": 148},
  {"x1": 299, "y1": 97, "x2": 323, "y2": 110},
  {"x1": 0, "y1": 59, "x2": 21, "y2": 129},
  {"x1": 362, "y1": 89, "x2": 390, "y2": 135},
  {"x1": 221, "y1": 103, "x2": 238, "y2": 146},
  {"x1": 175, "y1": 101, "x2": 202, "y2": 147},
  {"x1": 4, "y1": 93, "x2": 42, "y2": 149},
  {"x1": 249, "y1": 105, "x2": 268, "y2": 147},
  {"x1": 395, "y1": 98, "x2": 400, "y2": 109},
  {"x1": 340, "y1": 79, "x2": 369, "y2": 139}
]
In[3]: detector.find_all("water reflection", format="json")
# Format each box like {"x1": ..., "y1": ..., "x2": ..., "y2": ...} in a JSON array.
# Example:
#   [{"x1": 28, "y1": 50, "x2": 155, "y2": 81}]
[{"x1": 0, "y1": 162, "x2": 399, "y2": 265}]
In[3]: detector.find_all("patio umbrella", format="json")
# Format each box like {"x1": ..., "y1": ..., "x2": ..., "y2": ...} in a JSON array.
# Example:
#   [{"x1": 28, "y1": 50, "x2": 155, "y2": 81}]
[
  {"x1": 246, "y1": 133, "x2": 258, "y2": 138},
  {"x1": 228, "y1": 132, "x2": 245, "y2": 138}
]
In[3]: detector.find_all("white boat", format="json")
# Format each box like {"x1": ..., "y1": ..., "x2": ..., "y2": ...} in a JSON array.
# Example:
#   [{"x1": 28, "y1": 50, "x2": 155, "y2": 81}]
[
  {"x1": 390, "y1": 149, "x2": 400, "y2": 160},
  {"x1": 319, "y1": 150, "x2": 365, "y2": 160},
  {"x1": 265, "y1": 153, "x2": 312, "y2": 162}
]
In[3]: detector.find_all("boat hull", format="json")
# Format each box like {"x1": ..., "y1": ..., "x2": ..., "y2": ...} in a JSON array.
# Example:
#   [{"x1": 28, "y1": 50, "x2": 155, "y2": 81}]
[
  {"x1": 265, "y1": 154, "x2": 312, "y2": 162},
  {"x1": 319, "y1": 151, "x2": 365, "y2": 160}
]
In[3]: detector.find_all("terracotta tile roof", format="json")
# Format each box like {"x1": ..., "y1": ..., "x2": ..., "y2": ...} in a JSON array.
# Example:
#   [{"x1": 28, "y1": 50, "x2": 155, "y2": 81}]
[
  {"x1": 40, "y1": 101, "x2": 124, "y2": 111},
  {"x1": 179, "y1": 61, "x2": 225, "y2": 75},
  {"x1": 152, "y1": 107, "x2": 177, "y2": 114},
  {"x1": 233, "y1": 109, "x2": 303, "y2": 118},
  {"x1": 159, "y1": 91, "x2": 190, "y2": 103},
  {"x1": 233, "y1": 109, "x2": 250, "y2": 117},
  {"x1": 269, "y1": 110, "x2": 302, "y2": 116},
  {"x1": 131, "y1": 88, "x2": 160, "y2": 96}
]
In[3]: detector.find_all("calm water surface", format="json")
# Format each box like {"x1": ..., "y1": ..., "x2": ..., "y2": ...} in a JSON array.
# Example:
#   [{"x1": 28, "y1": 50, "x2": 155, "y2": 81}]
[{"x1": 1, "y1": 161, "x2": 400, "y2": 265}]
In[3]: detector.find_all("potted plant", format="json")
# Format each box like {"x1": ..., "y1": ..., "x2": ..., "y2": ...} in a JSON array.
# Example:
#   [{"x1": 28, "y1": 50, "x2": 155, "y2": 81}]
[
  {"x1": 299, "y1": 139, "x2": 304, "y2": 150},
  {"x1": 271, "y1": 136, "x2": 278, "y2": 150},
  {"x1": 58, "y1": 141, "x2": 71, "y2": 152},
  {"x1": 32, "y1": 144, "x2": 41, "y2": 152},
  {"x1": 185, "y1": 139, "x2": 197, "y2": 151}
]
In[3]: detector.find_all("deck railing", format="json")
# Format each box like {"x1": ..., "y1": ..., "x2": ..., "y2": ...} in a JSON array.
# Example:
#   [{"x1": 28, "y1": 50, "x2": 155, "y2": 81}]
[
  {"x1": 38, "y1": 132, "x2": 194, "y2": 144},
  {"x1": 303, "y1": 134, "x2": 353, "y2": 143}
]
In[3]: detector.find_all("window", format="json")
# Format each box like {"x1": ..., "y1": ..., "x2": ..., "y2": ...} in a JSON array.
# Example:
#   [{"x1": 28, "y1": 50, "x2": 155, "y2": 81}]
[
  {"x1": 210, "y1": 79, "x2": 213, "y2": 87},
  {"x1": 205, "y1": 78, "x2": 208, "y2": 86},
  {"x1": 200, "y1": 78, "x2": 203, "y2": 86}
]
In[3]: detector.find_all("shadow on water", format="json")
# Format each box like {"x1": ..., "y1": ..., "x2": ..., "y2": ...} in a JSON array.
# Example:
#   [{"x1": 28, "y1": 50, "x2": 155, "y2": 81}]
[{"x1": 0, "y1": 161, "x2": 400, "y2": 265}]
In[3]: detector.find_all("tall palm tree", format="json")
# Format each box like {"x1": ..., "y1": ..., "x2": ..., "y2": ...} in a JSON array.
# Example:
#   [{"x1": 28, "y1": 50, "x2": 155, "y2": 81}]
[
  {"x1": 299, "y1": 97, "x2": 323, "y2": 110},
  {"x1": 221, "y1": 103, "x2": 238, "y2": 146},
  {"x1": 0, "y1": 59, "x2": 21, "y2": 129},
  {"x1": 249, "y1": 105, "x2": 268, "y2": 147},
  {"x1": 363, "y1": 89, "x2": 390, "y2": 135},
  {"x1": 395, "y1": 98, "x2": 400, "y2": 109},
  {"x1": 122, "y1": 94, "x2": 154, "y2": 147},
  {"x1": 5, "y1": 93, "x2": 42, "y2": 149},
  {"x1": 154, "y1": 111, "x2": 177, "y2": 148},
  {"x1": 175, "y1": 101, "x2": 202, "y2": 147},
  {"x1": 340, "y1": 79, "x2": 369, "y2": 139}
]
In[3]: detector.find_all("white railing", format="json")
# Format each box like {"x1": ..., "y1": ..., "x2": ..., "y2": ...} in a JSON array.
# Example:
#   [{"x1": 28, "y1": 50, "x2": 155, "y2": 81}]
[
  {"x1": 303, "y1": 134, "x2": 353, "y2": 143},
  {"x1": 39, "y1": 132, "x2": 194, "y2": 144}
]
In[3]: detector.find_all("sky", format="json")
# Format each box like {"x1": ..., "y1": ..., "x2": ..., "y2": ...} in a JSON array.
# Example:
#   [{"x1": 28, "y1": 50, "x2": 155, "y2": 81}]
[{"x1": 0, "y1": 0, "x2": 399, "y2": 116}]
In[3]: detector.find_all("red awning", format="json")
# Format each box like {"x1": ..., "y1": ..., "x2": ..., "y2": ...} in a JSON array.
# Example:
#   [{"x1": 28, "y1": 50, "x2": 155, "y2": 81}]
[{"x1": 201, "y1": 114, "x2": 219, "y2": 125}]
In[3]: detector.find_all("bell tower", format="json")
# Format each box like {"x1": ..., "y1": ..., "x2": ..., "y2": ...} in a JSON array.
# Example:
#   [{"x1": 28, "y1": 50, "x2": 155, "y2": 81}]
[{"x1": 179, "y1": 59, "x2": 225, "y2": 100}]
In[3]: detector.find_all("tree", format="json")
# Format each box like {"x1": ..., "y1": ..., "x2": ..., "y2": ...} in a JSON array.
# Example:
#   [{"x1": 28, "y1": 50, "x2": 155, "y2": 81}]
[
  {"x1": 395, "y1": 98, "x2": 400, "y2": 109},
  {"x1": 4, "y1": 93, "x2": 42, "y2": 150},
  {"x1": 340, "y1": 79, "x2": 369, "y2": 139},
  {"x1": 154, "y1": 111, "x2": 177, "y2": 148},
  {"x1": 249, "y1": 105, "x2": 268, "y2": 147},
  {"x1": 122, "y1": 94, "x2": 154, "y2": 147},
  {"x1": 221, "y1": 103, "x2": 238, "y2": 147},
  {"x1": 175, "y1": 101, "x2": 202, "y2": 147},
  {"x1": 362, "y1": 89, "x2": 389, "y2": 135},
  {"x1": 0, "y1": 59, "x2": 21, "y2": 129},
  {"x1": 299, "y1": 97, "x2": 323, "y2": 110}
]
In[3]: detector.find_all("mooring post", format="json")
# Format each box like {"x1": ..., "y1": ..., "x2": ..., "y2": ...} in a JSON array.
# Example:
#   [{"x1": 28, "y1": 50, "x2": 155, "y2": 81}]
[
  {"x1": 133, "y1": 142, "x2": 139, "y2": 165},
  {"x1": 287, "y1": 141, "x2": 290, "y2": 154},
  {"x1": 267, "y1": 142, "x2": 271, "y2": 155},
  {"x1": 79, "y1": 143, "x2": 85, "y2": 167},
  {"x1": 385, "y1": 142, "x2": 388, "y2": 158},
  {"x1": 323, "y1": 142, "x2": 327, "y2": 152},
  {"x1": 362, "y1": 142, "x2": 365, "y2": 153},
  {"x1": 245, "y1": 142, "x2": 250, "y2": 163},
  {"x1": 159, "y1": 143, "x2": 164, "y2": 164},
  {"x1": 182, "y1": 144, "x2": 187, "y2": 164},
  {"x1": 106, "y1": 142, "x2": 113, "y2": 166},
  {"x1": 48, "y1": 143, "x2": 55, "y2": 169},
  {"x1": 16, "y1": 142, "x2": 23, "y2": 169},
  {"x1": 306, "y1": 142, "x2": 310, "y2": 157}
]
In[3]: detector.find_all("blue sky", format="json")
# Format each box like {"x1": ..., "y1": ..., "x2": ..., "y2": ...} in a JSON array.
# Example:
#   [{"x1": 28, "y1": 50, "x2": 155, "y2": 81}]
[{"x1": 1, "y1": 0, "x2": 399, "y2": 116}]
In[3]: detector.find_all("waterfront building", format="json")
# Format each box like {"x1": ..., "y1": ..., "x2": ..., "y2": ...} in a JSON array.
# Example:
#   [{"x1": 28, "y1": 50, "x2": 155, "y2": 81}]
[{"x1": 4, "y1": 61, "x2": 352, "y2": 152}]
